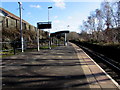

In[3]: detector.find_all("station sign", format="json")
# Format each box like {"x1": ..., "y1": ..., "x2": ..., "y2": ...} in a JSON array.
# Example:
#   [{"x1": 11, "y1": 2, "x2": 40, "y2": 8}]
[{"x1": 37, "y1": 22, "x2": 52, "y2": 29}]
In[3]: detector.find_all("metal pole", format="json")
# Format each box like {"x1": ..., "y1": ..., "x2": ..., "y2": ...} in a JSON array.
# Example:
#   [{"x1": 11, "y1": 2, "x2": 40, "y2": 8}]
[
  {"x1": 48, "y1": 30, "x2": 51, "y2": 49},
  {"x1": 48, "y1": 6, "x2": 52, "y2": 49},
  {"x1": 48, "y1": 9, "x2": 51, "y2": 49},
  {"x1": 18, "y1": 2, "x2": 24, "y2": 52},
  {"x1": 64, "y1": 33, "x2": 67, "y2": 46},
  {"x1": 37, "y1": 28, "x2": 40, "y2": 51},
  {"x1": 57, "y1": 39, "x2": 58, "y2": 46},
  {"x1": 48, "y1": 6, "x2": 52, "y2": 22},
  {"x1": 48, "y1": 8, "x2": 50, "y2": 49},
  {"x1": 48, "y1": 7, "x2": 49, "y2": 23}
]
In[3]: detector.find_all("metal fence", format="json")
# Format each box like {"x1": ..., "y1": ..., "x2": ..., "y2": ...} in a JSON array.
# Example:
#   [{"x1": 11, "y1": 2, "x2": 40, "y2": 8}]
[
  {"x1": 0, "y1": 40, "x2": 50, "y2": 55},
  {"x1": 1, "y1": 38, "x2": 67, "y2": 56}
]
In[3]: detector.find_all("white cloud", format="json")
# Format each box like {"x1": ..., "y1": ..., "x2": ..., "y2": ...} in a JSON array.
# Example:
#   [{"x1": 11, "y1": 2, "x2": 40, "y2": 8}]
[
  {"x1": 53, "y1": 20, "x2": 60, "y2": 23},
  {"x1": 1, "y1": 0, "x2": 116, "y2": 2},
  {"x1": 53, "y1": 16, "x2": 58, "y2": 19},
  {"x1": 51, "y1": 12, "x2": 87, "y2": 33},
  {"x1": 27, "y1": 12, "x2": 31, "y2": 15},
  {"x1": 30, "y1": 5, "x2": 41, "y2": 8},
  {"x1": 53, "y1": 0, "x2": 66, "y2": 9},
  {"x1": 68, "y1": 16, "x2": 72, "y2": 19}
]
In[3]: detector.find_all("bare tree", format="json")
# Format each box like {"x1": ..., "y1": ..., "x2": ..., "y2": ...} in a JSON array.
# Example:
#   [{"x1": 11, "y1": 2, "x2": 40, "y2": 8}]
[
  {"x1": 110, "y1": 2, "x2": 118, "y2": 27},
  {"x1": 95, "y1": 9, "x2": 104, "y2": 31},
  {"x1": 118, "y1": 1, "x2": 120, "y2": 27},
  {"x1": 80, "y1": 0, "x2": 120, "y2": 43},
  {"x1": 81, "y1": 20, "x2": 89, "y2": 32},
  {"x1": 101, "y1": 1, "x2": 113, "y2": 29},
  {"x1": 87, "y1": 16, "x2": 96, "y2": 32}
]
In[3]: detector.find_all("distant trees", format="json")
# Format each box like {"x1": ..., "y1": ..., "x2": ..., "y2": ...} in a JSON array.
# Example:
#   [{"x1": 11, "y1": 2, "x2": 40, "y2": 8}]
[
  {"x1": 67, "y1": 32, "x2": 80, "y2": 41},
  {"x1": 80, "y1": 1, "x2": 120, "y2": 44}
]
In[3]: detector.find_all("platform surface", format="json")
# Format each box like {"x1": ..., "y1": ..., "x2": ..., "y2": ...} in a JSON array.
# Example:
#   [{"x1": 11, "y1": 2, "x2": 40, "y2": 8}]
[{"x1": 2, "y1": 43, "x2": 120, "y2": 89}]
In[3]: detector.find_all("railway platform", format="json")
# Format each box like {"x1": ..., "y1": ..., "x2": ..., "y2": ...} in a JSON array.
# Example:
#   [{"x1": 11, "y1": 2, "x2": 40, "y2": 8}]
[{"x1": 2, "y1": 43, "x2": 120, "y2": 89}]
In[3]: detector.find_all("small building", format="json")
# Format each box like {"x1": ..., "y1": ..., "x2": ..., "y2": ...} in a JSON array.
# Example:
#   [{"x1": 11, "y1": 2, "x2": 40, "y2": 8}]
[{"x1": 0, "y1": 8, "x2": 36, "y2": 31}]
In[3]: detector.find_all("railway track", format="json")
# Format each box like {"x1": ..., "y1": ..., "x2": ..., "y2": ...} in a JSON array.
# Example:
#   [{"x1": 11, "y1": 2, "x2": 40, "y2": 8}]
[{"x1": 76, "y1": 43, "x2": 120, "y2": 85}]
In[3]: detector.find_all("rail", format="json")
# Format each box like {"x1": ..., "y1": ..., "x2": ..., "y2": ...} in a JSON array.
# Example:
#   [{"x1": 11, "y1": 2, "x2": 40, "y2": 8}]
[
  {"x1": 80, "y1": 45, "x2": 120, "y2": 72},
  {"x1": 71, "y1": 41, "x2": 120, "y2": 72}
]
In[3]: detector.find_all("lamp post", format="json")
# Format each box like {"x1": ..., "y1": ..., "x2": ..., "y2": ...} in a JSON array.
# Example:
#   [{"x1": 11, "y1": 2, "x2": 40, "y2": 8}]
[
  {"x1": 18, "y1": 2, "x2": 24, "y2": 52},
  {"x1": 48, "y1": 6, "x2": 52, "y2": 49},
  {"x1": 48, "y1": 6, "x2": 52, "y2": 22}
]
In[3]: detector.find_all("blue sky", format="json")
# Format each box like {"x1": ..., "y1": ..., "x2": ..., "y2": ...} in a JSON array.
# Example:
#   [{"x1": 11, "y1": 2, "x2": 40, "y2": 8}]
[{"x1": 1, "y1": 1, "x2": 102, "y2": 33}]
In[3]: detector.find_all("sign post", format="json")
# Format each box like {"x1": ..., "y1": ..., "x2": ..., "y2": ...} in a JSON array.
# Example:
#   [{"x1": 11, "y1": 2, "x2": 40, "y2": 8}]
[
  {"x1": 37, "y1": 28, "x2": 40, "y2": 51},
  {"x1": 37, "y1": 22, "x2": 52, "y2": 51}
]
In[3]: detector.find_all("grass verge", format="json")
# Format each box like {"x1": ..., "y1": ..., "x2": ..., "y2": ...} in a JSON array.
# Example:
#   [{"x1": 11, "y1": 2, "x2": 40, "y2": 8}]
[{"x1": 1, "y1": 45, "x2": 57, "y2": 58}]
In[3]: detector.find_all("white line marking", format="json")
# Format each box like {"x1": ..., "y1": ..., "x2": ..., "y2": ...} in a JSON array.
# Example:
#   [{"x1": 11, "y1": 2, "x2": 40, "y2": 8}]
[
  {"x1": 71, "y1": 42, "x2": 120, "y2": 89},
  {"x1": 82, "y1": 48, "x2": 120, "y2": 89}
]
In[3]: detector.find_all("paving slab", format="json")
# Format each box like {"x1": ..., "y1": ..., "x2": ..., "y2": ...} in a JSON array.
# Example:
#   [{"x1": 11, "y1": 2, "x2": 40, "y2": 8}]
[
  {"x1": 1, "y1": 43, "x2": 119, "y2": 90},
  {"x1": 2, "y1": 43, "x2": 89, "y2": 89}
]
